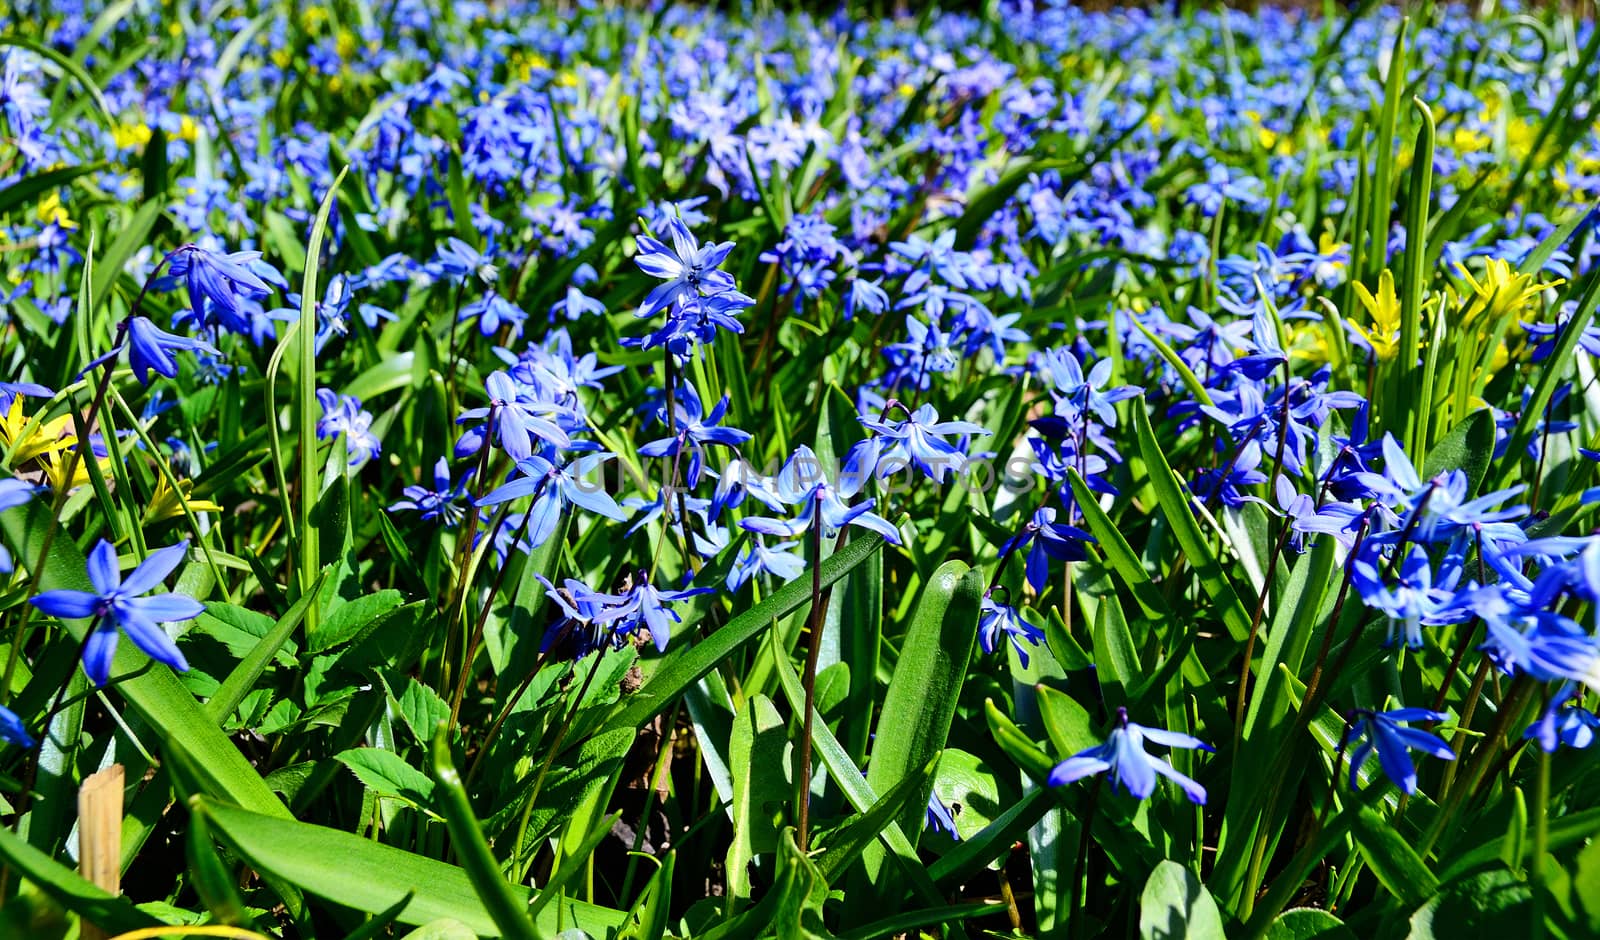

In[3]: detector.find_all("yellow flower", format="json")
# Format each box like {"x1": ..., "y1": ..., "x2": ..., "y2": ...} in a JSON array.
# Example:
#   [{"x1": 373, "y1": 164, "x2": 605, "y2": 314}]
[
  {"x1": 0, "y1": 397, "x2": 74, "y2": 466},
  {"x1": 1288, "y1": 322, "x2": 1330, "y2": 366},
  {"x1": 143, "y1": 475, "x2": 222, "y2": 524},
  {"x1": 39, "y1": 448, "x2": 105, "y2": 494},
  {"x1": 111, "y1": 122, "x2": 153, "y2": 149},
  {"x1": 1455, "y1": 258, "x2": 1560, "y2": 327},
  {"x1": 1350, "y1": 270, "x2": 1404, "y2": 362},
  {"x1": 37, "y1": 192, "x2": 75, "y2": 230}
]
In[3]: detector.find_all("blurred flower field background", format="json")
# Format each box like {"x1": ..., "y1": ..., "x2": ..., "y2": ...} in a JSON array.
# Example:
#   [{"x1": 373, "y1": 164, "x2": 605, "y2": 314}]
[{"x1": 3, "y1": 0, "x2": 1600, "y2": 937}]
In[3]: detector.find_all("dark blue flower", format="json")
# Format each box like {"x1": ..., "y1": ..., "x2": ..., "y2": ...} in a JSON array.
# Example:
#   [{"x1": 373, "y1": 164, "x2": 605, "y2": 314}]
[
  {"x1": 1344, "y1": 707, "x2": 1455, "y2": 794},
  {"x1": 0, "y1": 704, "x2": 33, "y2": 748},
  {"x1": 637, "y1": 382, "x2": 751, "y2": 488},
  {"x1": 30, "y1": 540, "x2": 202, "y2": 686}
]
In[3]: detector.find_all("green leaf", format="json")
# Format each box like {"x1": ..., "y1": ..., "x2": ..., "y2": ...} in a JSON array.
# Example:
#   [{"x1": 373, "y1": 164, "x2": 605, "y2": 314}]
[
  {"x1": 336, "y1": 748, "x2": 437, "y2": 807},
  {"x1": 1353, "y1": 806, "x2": 1439, "y2": 908},
  {"x1": 601, "y1": 533, "x2": 884, "y2": 735},
  {"x1": 308, "y1": 589, "x2": 404, "y2": 653},
  {"x1": 392, "y1": 677, "x2": 451, "y2": 747},
  {"x1": 185, "y1": 798, "x2": 250, "y2": 925},
  {"x1": 1132, "y1": 403, "x2": 1252, "y2": 641},
  {"x1": 867, "y1": 563, "x2": 983, "y2": 851},
  {"x1": 817, "y1": 755, "x2": 940, "y2": 883},
  {"x1": 430, "y1": 728, "x2": 540, "y2": 940},
  {"x1": 90, "y1": 200, "x2": 164, "y2": 317},
  {"x1": 1067, "y1": 469, "x2": 1172, "y2": 619},
  {"x1": 206, "y1": 569, "x2": 328, "y2": 723},
  {"x1": 1091, "y1": 591, "x2": 1139, "y2": 708},
  {"x1": 1406, "y1": 867, "x2": 1531, "y2": 939},
  {"x1": 0, "y1": 163, "x2": 104, "y2": 218},
  {"x1": 1139, "y1": 860, "x2": 1226, "y2": 940},
  {"x1": 770, "y1": 648, "x2": 949, "y2": 914},
  {"x1": 199, "y1": 797, "x2": 625, "y2": 936},
  {"x1": 1420, "y1": 408, "x2": 1495, "y2": 497},
  {"x1": 0, "y1": 824, "x2": 160, "y2": 935},
  {"x1": 1266, "y1": 909, "x2": 1357, "y2": 940},
  {"x1": 927, "y1": 787, "x2": 1048, "y2": 887},
  {"x1": 726, "y1": 693, "x2": 792, "y2": 909}
]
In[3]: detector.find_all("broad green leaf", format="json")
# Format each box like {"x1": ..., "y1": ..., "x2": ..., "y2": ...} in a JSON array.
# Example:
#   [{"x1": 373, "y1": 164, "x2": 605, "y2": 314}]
[
  {"x1": 866, "y1": 562, "x2": 982, "y2": 848},
  {"x1": 1139, "y1": 860, "x2": 1226, "y2": 940},
  {"x1": 336, "y1": 748, "x2": 437, "y2": 807},
  {"x1": 1353, "y1": 806, "x2": 1439, "y2": 908},
  {"x1": 1420, "y1": 408, "x2": 1495, "y2": 497},
  {"x1": 817, "y1": 755, "x2": 939, "y2": 882},
  {"x1": 726, "y1": 693, "x2": 791, "y2": 910},
  {"x1": 1132, "y1": 403, "x2": 1253, "y2": 641},
  {"x1": 1266, "y1": 909, "x2": 1357, "y2": 940},
  {"x1": 199, "y1": 797, "x2": 625, "y2": 936},
  {"x1": 1406, "y1": 867, "x2": 1532, "y2": 939}
]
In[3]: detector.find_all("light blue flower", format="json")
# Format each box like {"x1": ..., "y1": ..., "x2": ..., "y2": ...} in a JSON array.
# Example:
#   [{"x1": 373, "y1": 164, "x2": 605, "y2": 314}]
[{"x1": 1048, "y1": 708, "x2": 1212, "y2": 804}]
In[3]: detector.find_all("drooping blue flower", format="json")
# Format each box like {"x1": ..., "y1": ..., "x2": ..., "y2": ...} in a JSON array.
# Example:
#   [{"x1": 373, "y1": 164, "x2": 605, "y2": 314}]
[
  {"x1": 593, "y1": 569, "x2": 712, "y2": 653},
  {"x1": 388, "y1": 457, "x2": 471, "y2": 526},
  {"x1": 162, "y1": 243, "x2": 275, "y2": 326},
  {"x1": 637, "y1": 382, "x2": 752, "y2": 488},
  {"x1": 1047, "y1": 707, "x2": 1213, "y2": 804},
  {"x1": 978, "y1": 594, "x2": 1045, "y2": 666},
  {"x1": 0, "y1": 705, "x2": 33, "y2": 748},
  {"x1": 739, "y1": 446, "x2": 902, "y2": 545},
  {"x1": 535, "y1": 575, "x2": 622, "y2": 658},
  {"x1": 30, "y1": 540, "x2": 202, "y2": 686},
  {"x1": 0, "y1": 477, "x2": 39, "y2": 573},
  {"x1": 997, "y1": 506, "x2": 1093, "y2": 594},
  {"x1": 126, "y1": 316, "x2": 219, "y2": 384},
  {"x1": 475, "y1": 453, "x2": 629, "y2": 548},
  {"x1": 1344, "y1": 707, "x2": 1455, "y2": 794}
]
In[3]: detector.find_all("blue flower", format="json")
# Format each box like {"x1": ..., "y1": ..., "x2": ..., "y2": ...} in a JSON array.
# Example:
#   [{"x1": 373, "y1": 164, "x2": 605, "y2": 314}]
[
  {"x1": 125, "y1": 316, "x2": 218, "y2": 384},
  {"x1": 460, "y1": 291, "x2": 528, "y2": 337},
  {"x1": 848, "y1": 402, "x2": 988, "y2": 486},
  {"x1": 978, "y1": 594, "x2": 1045, "y2": 666},
  {"x1": 1524, "y1": 683, "x2": 1600, "y2": 753},
  {"x1": 1048, "y1": 707, "x2": 1213, "y2": 804},
  {"x1": 637, "y1": 382, "x2": 751, "y2": 488},
  {"x1": 740, "y1": 446, "x2": 902, "y2": 545},
  {"x1": 163, "y1": 243, "x2": 275, "y2": 325},
  {"x1": 457, "y1": 371, "x2": 576, "y2": 458},
  {"x1": 29, "y1": 540, "x2": 202, "y2": 686},
  {"x1": 727, "y1": 537, "x2": 806, "y2": 591},
  {"x1": 0, "y1": 477, "x2": 39, "y2": 573},
  {"x1": 0, "y1": 704, "x2": 33, "y2": 748},
  {"x1": 593, "y1": 570, "x2": 712, "y2": 652},
  {"x1": 998, "y1": 507, "x2": 1093, "y2": 594},
  {"x1": 1352, "y1": 544, "x2": 1470, "y2": 648},
  {"x1": 388, "y1": 457, "x2": 470, "y2": 526},
  {"x1": 316, "y1": 390, "x2": 382, "y2": 465},
  {"x1": 535, "y1": 575, "x2": 623, "y2": 658},
  {"x1": 634, "y1": 217, "x2": 737, "y2": 318},
  {"x1": 475, "y1": 453, "x2": 628, "y2": 548},
  {"x1": 1344, "y1": 707, "x2": 1455, "y2": 794},
  {"x1": 926, "y1": 793, "x2": 960, "y2": 841}
]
